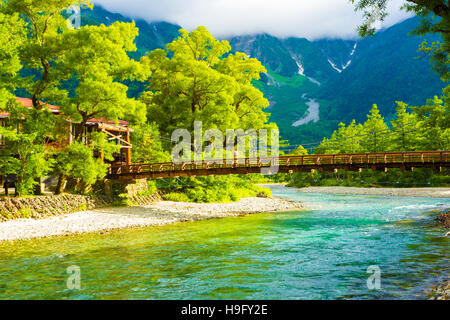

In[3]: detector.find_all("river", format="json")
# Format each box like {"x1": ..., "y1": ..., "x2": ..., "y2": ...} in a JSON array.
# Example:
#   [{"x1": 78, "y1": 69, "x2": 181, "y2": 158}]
[{"x1": 0, "y1": 185, "x2": 448, "y2": 300}]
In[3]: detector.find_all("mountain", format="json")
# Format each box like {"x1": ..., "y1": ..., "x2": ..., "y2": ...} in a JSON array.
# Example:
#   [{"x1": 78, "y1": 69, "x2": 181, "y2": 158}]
[
  {"x1": 319, "y1": 17, "x2": 443, "y2": 120},
  {"x1": 81, "y1": 5, "x2": 446, "y2": 147}
]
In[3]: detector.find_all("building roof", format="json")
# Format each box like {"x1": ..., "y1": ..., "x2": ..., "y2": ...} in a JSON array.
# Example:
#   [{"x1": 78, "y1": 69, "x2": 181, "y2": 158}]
[
  {"x1": 86, "y1": 117, "x2": 130, "y2": 126},
  {"x1": 16, "y1": 97, "x2": 60, "y2": 112},
  {"x1": 0, "y1": 98, "x2": 130, "y2": 127}
]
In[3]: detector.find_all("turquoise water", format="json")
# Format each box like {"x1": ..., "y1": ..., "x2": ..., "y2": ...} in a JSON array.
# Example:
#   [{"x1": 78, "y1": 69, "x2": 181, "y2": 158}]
[{"x1": 0, "y1": 185, "x2": 449, "y2": 300}]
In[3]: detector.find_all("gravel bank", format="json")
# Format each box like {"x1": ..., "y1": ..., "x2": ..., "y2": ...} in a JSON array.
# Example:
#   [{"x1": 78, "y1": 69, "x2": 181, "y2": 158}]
[
  {"x1": 295, "y1": 187, "x2": 450, "y2": 198},
  {"x1": 0, "y1": 197, "x2": 304, "y2": 242},
  {"x1": 436, "y1": 211, "x2": 450, "y2": 228},
  {"x1": 427, "y1": 280, "x2": 450, "y2": 300}
]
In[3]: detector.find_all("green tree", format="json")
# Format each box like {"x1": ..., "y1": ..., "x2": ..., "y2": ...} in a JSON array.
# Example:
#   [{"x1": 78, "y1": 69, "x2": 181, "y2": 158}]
[
  {"x1": 389, "y1": 101, "x2": 419, "y2": 151},
  {"x1": 141, "y1": 26, "x2": 273, "y2": 138},
  {"x1": 131, "y1": 123, "x2": 170, "y2": 163},
  {"x1": 56, "y1": 22, "x2": 147, "y2": 139},
  {"x1": 3, "y1": 0, "x2": 93, "y2": 108},
  {"x1": 0, "y1": 8, "x2": 26, "y2": 103},
  {"x1": 316, "y1": 120, "x2": 364, "y2": 154},
  {"x1": 54, "y1": 141, "x2": 109, "y2": 194},
  {"x1": 290, "y1": 145, "x2": 308, "y2": 156},
  {"x1": 351, "y1": 0, "x2": 450, "y2": 80},
  {"x1": 361, "y1": 104, "x2": 390, "y2": 152},
  {"x1": 413, "y1": 90, "x2": 450, "y2": 150},
  {"x1": 0, "y1": 99, "x2": 56, "y2": 195}
]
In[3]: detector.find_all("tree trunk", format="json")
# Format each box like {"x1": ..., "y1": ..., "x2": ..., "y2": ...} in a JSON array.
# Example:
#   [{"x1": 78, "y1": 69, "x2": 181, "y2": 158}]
[
  {"x1": 55, "y1": 175, "x2": 67, "y2": 195},
  {"x1": 33, "y1": 178, "x2": 42, "y2": 195}
]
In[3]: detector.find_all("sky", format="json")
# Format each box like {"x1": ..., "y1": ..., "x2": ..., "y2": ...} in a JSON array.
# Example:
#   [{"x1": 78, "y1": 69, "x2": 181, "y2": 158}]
[{"x1": 93, "y1": 0, "x2": 411, "y2": 40}]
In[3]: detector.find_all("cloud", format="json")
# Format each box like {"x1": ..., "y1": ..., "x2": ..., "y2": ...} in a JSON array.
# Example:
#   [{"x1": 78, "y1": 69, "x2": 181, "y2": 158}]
[{"x1": 93, "y1": 0, "x2": 411, "y2": 39}]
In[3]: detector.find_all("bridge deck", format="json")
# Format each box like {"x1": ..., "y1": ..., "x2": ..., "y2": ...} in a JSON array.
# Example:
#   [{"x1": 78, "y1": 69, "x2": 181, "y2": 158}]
[{"x1": 107, "y1": 151, "x2": 450, "y2": 180}]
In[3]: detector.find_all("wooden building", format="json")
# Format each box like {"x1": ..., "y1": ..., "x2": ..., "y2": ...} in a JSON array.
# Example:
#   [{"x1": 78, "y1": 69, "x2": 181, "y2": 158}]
[{"x1": 0, "y1": 97, "x2": 134, "y2": 164}]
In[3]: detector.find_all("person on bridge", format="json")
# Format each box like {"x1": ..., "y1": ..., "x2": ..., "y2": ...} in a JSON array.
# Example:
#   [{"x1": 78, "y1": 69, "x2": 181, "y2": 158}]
[{"x1": 233, "y1": 148, "x2": 238, "y2": 168}]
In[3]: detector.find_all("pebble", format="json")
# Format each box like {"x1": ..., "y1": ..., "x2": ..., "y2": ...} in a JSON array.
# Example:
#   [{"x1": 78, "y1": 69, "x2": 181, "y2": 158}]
[{"x1": 0, "y1": 197, "x2": 304, "y2": 242}]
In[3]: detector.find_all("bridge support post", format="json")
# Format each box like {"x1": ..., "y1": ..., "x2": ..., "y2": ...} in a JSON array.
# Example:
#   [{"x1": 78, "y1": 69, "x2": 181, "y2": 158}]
[{"x1": 125, "y1": 132, "x2": 132, "y2": 166}]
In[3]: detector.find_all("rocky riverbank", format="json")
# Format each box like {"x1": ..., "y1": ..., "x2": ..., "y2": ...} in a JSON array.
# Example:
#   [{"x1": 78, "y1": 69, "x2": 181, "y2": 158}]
[
  {"x1": 436, "y1": 211, "x2": 450, "y2": 228},
  {"x1": 0, "y1": 197, "x2": 304, "y2": 242},
  {"x1": 427, "y1": 280, "x2": 450, "y2": 300}
]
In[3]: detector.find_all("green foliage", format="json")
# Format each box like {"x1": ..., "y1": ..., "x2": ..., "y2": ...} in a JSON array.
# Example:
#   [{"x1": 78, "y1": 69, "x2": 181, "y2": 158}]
[
  {"x1": 289, "y1": 145, "x2": 309, "y2": 156},
  {"x1": 288, "y1": 168, "x2": 450, "y2": 188},
  {"x1": 77, "y1": 203, "x2": 88, "y2": 212},
  {"x1": 412, "y1": 92, "x2": 450, "y2": 150},
  {"x1": 56, "y1": 21, "x2": 147, "y2": 134},
  {"x1": 141, "y1": 26, "x2": 275, "y2": 138},
  {"x1": 316, "y1": 120, "x2": 364, "y2": 154},
  {"x1": 163, "y1": 192, "x2": 190, "y2": 202},
  {"x1": 156, "y1": 175, "x2": 271, "y2": 203},
  {"x1": 131, "y1": 123, "x2": 170, "y2": 163},
  {"x1": 3, "y1": 0, "x2": 93, "y2": 107},
  {"x1": 138, "y1": 180, "x2": 158, "y2": 196},
  {"x1": 361, "y1": 104, "x2": 390, "y2": 152},
  {"x1": 146, "y1": 180, "x2": 158, "y2": 195},
  {"x1": 389, "y1": 101, "x2": 419, "y2": 151},
  {"x1": 0, "y1": 9, "x2": 26, "y2": 95},
  {"x1": 0, "y1": 99, "x2": 56, "y2": 195},
  {"x1": 0, "y1": 206, "x2": 34, "y2": 220},
  {"x1": 111, "y1": 193, "x2": 132, "y2": 207},
  {"x1": 55, "y1": 142, "x2": 108, "y2": 186}
]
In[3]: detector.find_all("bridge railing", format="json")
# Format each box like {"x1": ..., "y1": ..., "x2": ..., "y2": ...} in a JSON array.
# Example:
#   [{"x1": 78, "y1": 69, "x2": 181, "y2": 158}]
[
  {"x1": 108, "y1": 151, "x2": 449, "y2": 176},
  {"x1": 278, "y1": 151, "x2": 448, "y2": 167}
]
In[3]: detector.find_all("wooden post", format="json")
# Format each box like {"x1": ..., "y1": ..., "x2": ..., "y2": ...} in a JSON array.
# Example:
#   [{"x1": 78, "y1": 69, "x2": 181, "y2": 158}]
[
  {"x1": 69, "y1": 122, "x2": 73, "y2": 145},
  {"x1": 125, "y1": 131, "x2": 131, "y2": 165}
]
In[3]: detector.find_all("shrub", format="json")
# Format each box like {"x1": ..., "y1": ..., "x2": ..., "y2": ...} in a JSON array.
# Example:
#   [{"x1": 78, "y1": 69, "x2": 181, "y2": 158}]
[
  {"x1": 163, "y1": 192, "x2": 190, "y2": 202},
  {"x1": 155, "y1": 175, "x2": 273, "y2": 203}
]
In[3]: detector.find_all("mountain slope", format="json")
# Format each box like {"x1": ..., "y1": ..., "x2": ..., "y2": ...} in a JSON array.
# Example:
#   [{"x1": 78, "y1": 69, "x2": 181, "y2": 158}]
[{"x1": 319, "y1": 17, "x2": 443, "y2": 121}]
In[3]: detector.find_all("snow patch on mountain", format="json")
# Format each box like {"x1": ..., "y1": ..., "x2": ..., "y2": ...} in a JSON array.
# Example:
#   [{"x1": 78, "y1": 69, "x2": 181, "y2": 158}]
[
  {"x1": 328, "y1": 42, "x2": 357, "y2": 73},
  {"x1": 328, "y1": 59, "x2": 342, "y2": 73},
  {"x1": 296, "y1": 61, "x2": 305, "y2": 76},
  {"x1": 307, "y1": 77, "x2": 321, "y2": 86},
  {"x1": 350, "y1": 42, "x2": 357, "y2": 56},
  {"x1": 342, "y1": 59, "x2": 352, "y2": 70},
  {"x1": 288, "y1": 52, "x2": 305, "y2": 76}
]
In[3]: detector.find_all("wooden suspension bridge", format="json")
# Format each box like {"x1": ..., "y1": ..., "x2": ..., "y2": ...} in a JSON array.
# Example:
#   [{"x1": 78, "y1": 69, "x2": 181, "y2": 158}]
[{"x1": 107, "y1": 151, "x2": 450, "y2": 180}]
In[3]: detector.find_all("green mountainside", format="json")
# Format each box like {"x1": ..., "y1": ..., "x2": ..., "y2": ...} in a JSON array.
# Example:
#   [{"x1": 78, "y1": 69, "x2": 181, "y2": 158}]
[{"x1": 81, "y1": 5, "x2": 445, "y2": 147}]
